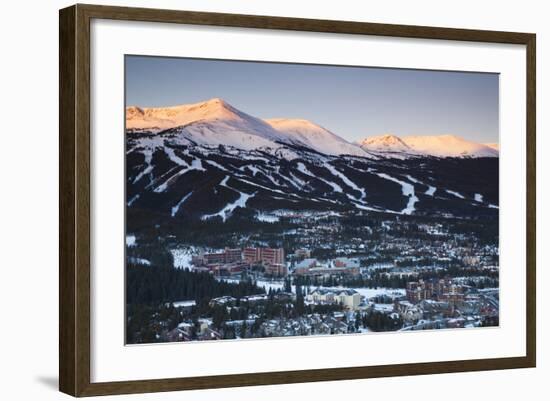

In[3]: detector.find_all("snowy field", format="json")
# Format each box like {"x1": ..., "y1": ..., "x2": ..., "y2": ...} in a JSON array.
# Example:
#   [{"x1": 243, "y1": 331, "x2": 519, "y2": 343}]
[
  {"x1": 220, "y1": 278, "x2": 287, "y2": 293},
  {"x1": 170, "y1": 248, "x2": 196, "y2": 269}
]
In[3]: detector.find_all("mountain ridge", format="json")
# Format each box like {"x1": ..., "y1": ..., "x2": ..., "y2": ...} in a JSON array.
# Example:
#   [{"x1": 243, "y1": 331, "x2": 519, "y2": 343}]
[
  {"x1": 126, "y1": 98, "x2": 498, "y2": 159},
  {"x1": 359, "y1": 133, "x2": 498, "y2": 158},
  {"x1": 125, "y1": 99, "x2": 499, "y2": 222}
]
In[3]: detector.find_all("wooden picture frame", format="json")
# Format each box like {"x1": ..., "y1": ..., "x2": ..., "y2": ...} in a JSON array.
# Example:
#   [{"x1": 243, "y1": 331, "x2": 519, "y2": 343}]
[{"x1": 59, "y1": 3, "x2": 536, "y2": 397}]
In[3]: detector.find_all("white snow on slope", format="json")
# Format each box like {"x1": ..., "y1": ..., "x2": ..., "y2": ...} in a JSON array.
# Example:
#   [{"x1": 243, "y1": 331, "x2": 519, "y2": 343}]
[
  {"x1": 359, "y1": 134, "x2": 414, "y2": 153},
  {"x1": 445, "y1": 189, "x2": 465, "y2": 199},
  {"x1": 205, "y1": 160, "x2": 229, "y2": 172},
  {"x1": 241, "y1": 165, "x2": 261, "y2": 176},
  {"x1": 474, "y1": 193, "x2": 484, "y2": 203},
  {"x1": 271, "y1": 166, "x2": 302, "y2": 190},
  {"x1": 127, "y1": 194, "x2": 140, "y2": 207},
  {"x1": 128, "y1": 98, "x2": 277, "y2": 139},
  {"x1": 130, "y1": 136, "x2": 168, "y2": 184},
  {"x1": 133, "y1": 164, "x2": 154, "y2": 185},
  {"x1": 202, "y1": 176, "x2": 256, "y2": 222},
  {"x1": 234, "y1": 177, "x2": 302, "y2": 198},
  {"x1": 128, "y1": 98, "x2": 498, "y2": 160},
  {"x1": 402, "y1": 135, "x2": 498, "y2": 158},
  {"x1": 425, "y1": 186, "x2": 437, "y2": 196},
  {"x1": 296, "y1": 162, "x2": 314, "y2": 177},
  {"x1": 164, "y1": 147, "x2": 188, "y2": 165},
  {"x1": 128, "y1": 98, "x2": 368, "y2": 158},
  {"x1": 325, "y1": 163, "x2": 367, "y2": 201},
  {"x1": 406, "y1": 174, "x2": 436, "y2": 196},
  {"x1": 312, "y1": 171, "x2": 342, "y2": 192},
  {"x1": 352, "y1": 203, "x2": 387, "y2": 212},
  {"x1": 257, "y1": 167, "x2": 281, "y2": 187},
  {"x1": 220, "y1": 175, "x2": 230, "y2": 187},
  {"x1": 265, "y1": 118, "x2": 369, "y2": 157},
  {"x1": 405, "y1": 174, "x2": 421, "y2": 184},
  {"x1": 176, "y1": 120, "x2": 283, "y2": 152},
  {"x1": 153, "y1": 157, "x2": 205, "y2": 193},
  {"x1": 375, "y1": 173, "x2": 418, "y2": 215},
  {"x1": 132, "y1": 149, "x2": 154, "y2": 184},
  {"x1": 296, "y1": 162, "x2": 343, "y2": 193},
  {"x1": 128, "y1": 98, "x2": 291, "y2": 153},
  {"x1": 289, "y1": 171, "x2": 306, "y2": 188},
  {"x1": 171, "y1": 192, "x2": 193, "y2": 217},
  {"x1": 202, "y1": 191, "x2": 254, "y2": 222},
  {"x1": 359, "y1": 134, "x2": 498, "y2": 158},
  {"x1": 234, "y1": 177, "x2": 285, "y2": 195}
]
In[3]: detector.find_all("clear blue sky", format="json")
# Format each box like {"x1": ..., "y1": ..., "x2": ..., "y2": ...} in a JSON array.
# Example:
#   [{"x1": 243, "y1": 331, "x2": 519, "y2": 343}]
[{"x1": 125, "y1": 55, "x2": 499, "y2": 144}]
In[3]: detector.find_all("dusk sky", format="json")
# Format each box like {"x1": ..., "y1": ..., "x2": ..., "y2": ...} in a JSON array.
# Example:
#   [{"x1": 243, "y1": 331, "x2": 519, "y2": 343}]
[{"x1": 125, "y1": 55, "x2": 499, "y2": 144}]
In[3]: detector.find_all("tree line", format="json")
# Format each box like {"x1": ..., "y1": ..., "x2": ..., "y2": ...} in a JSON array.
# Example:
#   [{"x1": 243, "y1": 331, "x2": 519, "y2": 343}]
[{"x1": 126, "y1": 264, "x2": 265, "y2": 305}]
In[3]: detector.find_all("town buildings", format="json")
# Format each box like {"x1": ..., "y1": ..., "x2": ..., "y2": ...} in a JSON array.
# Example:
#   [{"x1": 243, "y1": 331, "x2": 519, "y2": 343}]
[
  {"x1": 306, "y1": 288, "x2": 362, "y2": 310},
  {"x1": 294, "y1": 257, "x2": 360, "y2": 277},
  {"x1": 406, "y1": 278, "x2": 465, "y2": 306},
  {"x1": 193, "y1": 247, "x2": 285, "y2": 276},
  {"x1": 243, "y1": 247, "x2": 285, "y2": 265}
]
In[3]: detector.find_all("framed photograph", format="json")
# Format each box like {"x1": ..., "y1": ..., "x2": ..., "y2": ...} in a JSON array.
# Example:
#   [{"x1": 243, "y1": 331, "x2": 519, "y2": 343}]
[{"x1": 59, "y1": 4, "x2": 536, "y2": 397}]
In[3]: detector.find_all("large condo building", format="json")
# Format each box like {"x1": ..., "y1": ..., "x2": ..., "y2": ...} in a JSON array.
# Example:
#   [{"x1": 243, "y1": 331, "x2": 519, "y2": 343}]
[{"x1": 243, "y1": 247, "x2": 285, "y2": 265}]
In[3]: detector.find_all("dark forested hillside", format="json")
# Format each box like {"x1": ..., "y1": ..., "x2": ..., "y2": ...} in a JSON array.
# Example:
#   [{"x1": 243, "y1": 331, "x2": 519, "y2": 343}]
[{"x1": 126, "y1": 264, "x2": 265, "y2": 305}]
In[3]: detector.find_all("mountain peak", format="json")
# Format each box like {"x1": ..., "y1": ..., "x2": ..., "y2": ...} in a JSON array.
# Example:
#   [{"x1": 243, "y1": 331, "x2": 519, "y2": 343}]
[
  {"x1": 359, "y1": 133, "x2": 498, "y2": 158},
  {"x1": 194, "y1": 97, "x2": 231, "y2": 110},
  {"x1": 265, "y1": 118, "x2": 368, "y2": 157},
  {"x1": 359, "y1": 134, "x2": 412, "y2": 153},
  {"x1": 265, "y1": 118, "x2": 327, "y2": 132},
  {"x1": 126, "y1": 105, "x2": 144, "y2": 116},
  {"x1": 126, "y1": 98, "x2": 244, "y2": 131},
  {"x1": 205, "y1": 97, "x2": 226, "y2": 105}
]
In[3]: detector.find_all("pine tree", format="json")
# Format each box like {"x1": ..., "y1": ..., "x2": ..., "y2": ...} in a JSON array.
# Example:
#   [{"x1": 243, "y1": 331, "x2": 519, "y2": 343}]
[{"x1": 240, "y1": 321, "x2": 247, "y2": 338}]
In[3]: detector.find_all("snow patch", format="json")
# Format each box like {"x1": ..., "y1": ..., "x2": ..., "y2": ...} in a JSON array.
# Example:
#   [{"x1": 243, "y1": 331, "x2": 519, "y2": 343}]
[
  {"x1": 375, "y1": 173, "x2": 418, "y2": 215},
  {"x1": 128, "y1": 257, "x2": 150, "y2": 266},
  {"x1": 127, "y1": 194, "x2": 140, "y2": 206},
  {"x1": 325, "y1": 163, "x2": 366, "y2": 201},
  {"x1": 202, "y1": 176, "x2": 256, "y2": 222},
  {"x1": 255, "y1": 212, "x2": 280, "y2": 223},
  {"x1": 425, "y1": 186, "x2": 437, "y2": 196},
  {"x1": 205, "y1": 160, "x2": 229, "y2": 172},
  {"x1": 171, "y1": 248, "x2": 194, "y2": 269},
  {"x1": 126, "y1": 235, "x2": 136, "y2": 247},
  {"x1": 445, "y1": 189, "x2": 465, "y2": 199},
  {"x1": 171, "y1": 192, "x2": 193, "y2": 217},
  {"x1": 153, "y1": 157, "x2": 205, "y2": 193}
]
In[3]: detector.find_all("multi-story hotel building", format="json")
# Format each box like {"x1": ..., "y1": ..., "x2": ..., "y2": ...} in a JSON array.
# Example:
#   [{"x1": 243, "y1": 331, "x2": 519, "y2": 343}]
[{"x1": 243, "y1": 247, "x2": 285, "y2": 265}]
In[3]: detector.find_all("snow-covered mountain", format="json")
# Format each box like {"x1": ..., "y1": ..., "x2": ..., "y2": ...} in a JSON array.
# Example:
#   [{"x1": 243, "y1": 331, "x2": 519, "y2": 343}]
[
  {"x1": 359, "y1": 134, "x2": 498, "y2": 158},
  {"x1": 126, "y1": 98, "x2": 368, "y2": 157},
  {"x1": 403, "y1": 135, "x2": 498, "y2": 158},
  {"x1": 127, "y1": 98, "x2": 293, "y2": 152},
  {"x1": 265, "y1": 118, "x2": 368, "y2": 157},
  {"x1": 127, "y1": 98, "x2": 265, "y2": 131},
  {"x1": 127, "y1": 98, "x2": 497, "y2": 160},
  {"x1": 484, "y1": 143, "x2": 499, "y2": 151},
  {"x1": 358, "y1": 134, "x2": 415, "y2": 156},
  {"x1": 125, "y1": 98, "x2": 498, "y2": 223}
]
